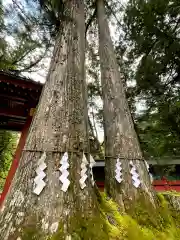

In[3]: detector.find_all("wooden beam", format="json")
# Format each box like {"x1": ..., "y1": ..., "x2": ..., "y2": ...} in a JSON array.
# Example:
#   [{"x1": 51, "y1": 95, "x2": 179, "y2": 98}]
[
  {"x1": 0, "y1": 115, "x2": 32, "y2": 206},
  {"x1": 0, "y1": 93, "x2": 27, "y2": 103},
  {"x1": 0, "y1": 76, "x2": 43, "y2": 91},
  {"x1": 0, "y1": 123, "x2": 25, "y2": 131},
  {"x1": 0, "y1": 108, "x2": 27, "y2": 119}
]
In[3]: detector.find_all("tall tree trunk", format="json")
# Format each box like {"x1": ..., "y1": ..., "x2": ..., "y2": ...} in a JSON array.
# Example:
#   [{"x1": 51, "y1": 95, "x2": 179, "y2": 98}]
[
  {"x1": 97, "y1": 0, "x2": 156, "y2": 211},
  {"x1": 0, "y1": 1, "x2": 104, "y2": 239}
]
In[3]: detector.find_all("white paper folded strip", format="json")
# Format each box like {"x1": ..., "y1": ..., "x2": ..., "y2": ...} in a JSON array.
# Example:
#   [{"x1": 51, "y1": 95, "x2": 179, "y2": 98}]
[
  {"x1": 144, "y1": 160, "x2": 153, "y2": 183},
  {"x1": 61, "y1": 179, "x2": 70, "y2": 192},
  {"x1": 129, "y1": 160, "x2": 141, "y2": 188},
  {"x1": 90, "y1": 155, "x2": 96, "y2": 185},
  {"x1": 145, "y1": 160, "x2": 149, "y2": 171},
  {"x1": 34, "y1": 171, "x2": 46, "y2": 184},
  {"x1": 79, "y1": 153, "x2": 88, "y2": 189},
  {"x1": 59, "y1": 152, "x2": 70, "y2": 192},
  {"x1": 33, "y1": 152, "x2": 47, "y2": 195},
  {"x1": 115, "y1": 158, "x2": 123, "y2": 183},
  {"x1": 33, "y1": 180, "x2": 46, "y2": 195}
]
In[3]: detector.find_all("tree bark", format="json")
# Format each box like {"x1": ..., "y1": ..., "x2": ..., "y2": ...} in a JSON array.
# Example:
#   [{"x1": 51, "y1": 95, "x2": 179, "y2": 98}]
[
  {"x1": 0, "y1": 1, "x2": 100, "y2": 239},
  {"x1": 97, "y1": 0, "x2": 156, "y2": 211}
]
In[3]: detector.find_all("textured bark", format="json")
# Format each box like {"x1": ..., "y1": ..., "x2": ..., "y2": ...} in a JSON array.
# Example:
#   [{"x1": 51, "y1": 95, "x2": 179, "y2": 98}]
[
  {"x1": 0, "y1": 1, "x2": 98, "y2": 239},
  {"x1": 97, "y1": 0, "x2": 156, "y2": 210},
  {"x1": 165, "y1": 195, "x2": 180, "y2": 211}
]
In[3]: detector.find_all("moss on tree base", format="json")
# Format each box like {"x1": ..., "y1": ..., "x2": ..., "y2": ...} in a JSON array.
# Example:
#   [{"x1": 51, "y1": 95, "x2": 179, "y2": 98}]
[
  {"x1": 17, "y1": 213, "x2": 109, "y2": 240},
  {"x1": 10, "y1": 192, "x2": 180, "y2": 240},
  {"x1": 99, "y1": 192, "x2": 180, "y2": 240}
]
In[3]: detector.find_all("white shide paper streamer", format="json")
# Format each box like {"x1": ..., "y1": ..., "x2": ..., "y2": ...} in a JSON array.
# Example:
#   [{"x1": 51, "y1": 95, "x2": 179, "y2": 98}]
[
  {"x1": 115, "y1": 158, "x2": 123, "y2": 183},
  {"x1": 145, "y1": 160, "x2": 149, "y2": 172},
  {"x1": 59, "y1": 152, "x2": 70, "y2": 192},
  {"x1": 90, "y1": 155, "x2": 96, "y2": 185},
  {"x1": 33, "y1": 152, "x2": 47, "y2": 195},
  {"x1": 130, "y1": 160, "x2": 141, "y2": 188},
  {"x1": 145, "y1": 160, "x2": 153, "y2": 183},
  {"x1": 79, "y1": 153, "x2": 88, "y2": 189}
]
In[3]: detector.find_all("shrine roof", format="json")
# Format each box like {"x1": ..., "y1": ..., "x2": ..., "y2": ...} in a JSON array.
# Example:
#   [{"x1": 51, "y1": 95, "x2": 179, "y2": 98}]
[
  {"x1": 0, "y1": 70, "x2": 43, "y2": 89},
  {"x1": 0, "y1": 71, "x2": 43, "y2": 131}
]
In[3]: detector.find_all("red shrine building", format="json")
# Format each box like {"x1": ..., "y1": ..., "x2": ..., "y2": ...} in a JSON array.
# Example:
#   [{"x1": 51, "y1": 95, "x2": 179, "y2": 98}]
[
  {"x1": 0, "y1": 71, "x2": 42, "y2": 206},
  {"x1": 0, "y1": 71, "x2": 180, "y2": 207}
]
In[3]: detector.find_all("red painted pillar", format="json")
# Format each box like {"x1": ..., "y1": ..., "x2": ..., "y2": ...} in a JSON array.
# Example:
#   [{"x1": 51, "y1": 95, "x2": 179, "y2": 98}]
[{"x1": 0, "y1": 110, "x2": 34, "y2": 207}]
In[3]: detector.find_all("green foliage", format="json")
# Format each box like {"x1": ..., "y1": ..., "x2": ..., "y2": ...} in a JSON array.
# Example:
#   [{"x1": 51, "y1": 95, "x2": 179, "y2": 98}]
[
  {"x1": 38, "y1": 0, "x2": 64, "y2": 32},
  {"x1": 0, "y1": 131, "x2": 18, "y2": 192},
  {"x1": 0, "y1": 0, "x2": 16, "y2": 71},
  {"x1": 0, "y1": 0, "x2": 52, "y2": 73},
  {"x1": 136, "y1": 106, "x2": 180, "y2": 159},
  {"x1": 120, "y1": 0, "x2": 180, "y2": 160}
]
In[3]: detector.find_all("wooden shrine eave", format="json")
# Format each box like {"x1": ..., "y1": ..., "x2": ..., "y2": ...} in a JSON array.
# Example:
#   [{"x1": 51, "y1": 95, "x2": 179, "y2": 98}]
[
  {"x1": 0, "y1": 70, "x2": 43, "y2": 90},
  {"x1": 0, "y1": 71, "x2": 43, "y2": 131}
]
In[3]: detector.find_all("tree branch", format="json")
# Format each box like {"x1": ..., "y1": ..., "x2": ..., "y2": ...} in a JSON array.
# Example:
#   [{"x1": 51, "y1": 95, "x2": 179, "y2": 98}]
[
  {"x1": 105, "y1": 0, "x2": 123, "y2": 28},
  {"x1": 85, "y1": 7, "x2": 97, "y2": 35}
]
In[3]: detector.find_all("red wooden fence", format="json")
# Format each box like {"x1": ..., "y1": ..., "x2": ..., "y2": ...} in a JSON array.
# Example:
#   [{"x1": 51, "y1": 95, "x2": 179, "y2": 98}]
[{"x1": 96, "y1": 180, "x2": 180, "y2": 192}]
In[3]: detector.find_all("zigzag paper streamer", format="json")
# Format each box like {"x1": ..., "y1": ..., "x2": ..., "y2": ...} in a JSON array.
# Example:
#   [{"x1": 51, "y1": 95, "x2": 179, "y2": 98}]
[
  {"x1": 145, "y1": 160, "x2": 149, "y2": 172},
  {"x1": 145, "y1": 160, "x2": 153, "y2": 183},
  {"x1": 90, "y1": 155, "x2": 96, "y2": 185},
  {"x1": 59, "y1": 152, "x2": 70, "y2": 192},
  {"x1": 130, "y1": 160, "x2": 141, "y2": 188},
  {"x1": 33, "y1": 152, "x2": 47, "y2": 195},
  {"x1": 115, "y1": 158, "x2": 123, "y2": 183},
  {"x1": 79, "y1": 153, "x2": 88, "y2": 189}
]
